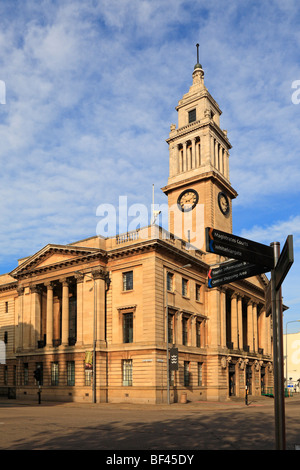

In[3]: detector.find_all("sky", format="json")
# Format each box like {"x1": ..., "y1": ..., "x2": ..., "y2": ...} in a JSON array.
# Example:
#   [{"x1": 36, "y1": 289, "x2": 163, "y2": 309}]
[{"x1": 0, "y1": 0, "x2": 299, "y2": 332}]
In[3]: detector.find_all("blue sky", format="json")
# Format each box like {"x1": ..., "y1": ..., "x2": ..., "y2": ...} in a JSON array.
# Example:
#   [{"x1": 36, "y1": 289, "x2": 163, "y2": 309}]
[{"x1": 0, "y1": 0, "x2": 299, "y2": 332}]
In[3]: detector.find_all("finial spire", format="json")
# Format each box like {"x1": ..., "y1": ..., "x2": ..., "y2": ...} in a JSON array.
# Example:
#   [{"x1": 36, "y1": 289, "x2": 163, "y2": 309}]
[{"x1": 194, "y1": 43, "x2": 202, "y2": 70}]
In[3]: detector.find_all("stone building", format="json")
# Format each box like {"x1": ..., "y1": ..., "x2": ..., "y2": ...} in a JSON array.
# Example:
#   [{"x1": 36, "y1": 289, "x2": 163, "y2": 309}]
[{"x1": 0, "y1": 57, "x2": 274, "y2": 404}]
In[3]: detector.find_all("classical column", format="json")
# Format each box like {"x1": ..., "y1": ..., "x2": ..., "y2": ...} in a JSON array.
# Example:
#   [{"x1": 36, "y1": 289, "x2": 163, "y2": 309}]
[
  {"x1": 237, "y1": 296, "x2": 243, "y2": 350},
  {"x1": 93, "y1": 269, "x2": 106, "y2": 346},
  {"x1": 75, "y1": 273, "x2": 84, "y2": 345},
  {"x1": 197, "y1": 140, "x2": 201, "y2": 166},
  {"x1": 178, "y1": 145, "x2": 183, "y2": 173},
  {"x1": 253, "y1": 303, "x2": 258, "y2": 352},
  {"x1": 220, "y1": 289, "x2": 226, "y2": 348},
  {"x1": 183, "y1": 142, "x2": 187, "y2": 172},
  {"x1": 220, "y1": 147, "x2": 224, "y2": 174},
  {"x1": 46, "y1": 282, "x2": 54, "y2": 347},
  {"x1": 16, "y1": 287, "x2": 24, "y2": 352},
  {"x1": 215, "y1": 140, "x2": 219, "y2": 169},
  {"x1": 225, "y1": 150, "x2": 229, "y2": 179},
  {"x1": 231, "y1": 293, "x2": 238, "y2": 348},
  {"x1": 247, "y1": 301, "x2": 254, "y2": 352},
  {"x1": 30, "y1": 285, "x2": 41, "y2": 348},
  {"x1": 61, "y1": 279, "x2": 70, "y2": 345},
  {"x1": 191, "y1": 138, "x2": 196, "y2": 169}
]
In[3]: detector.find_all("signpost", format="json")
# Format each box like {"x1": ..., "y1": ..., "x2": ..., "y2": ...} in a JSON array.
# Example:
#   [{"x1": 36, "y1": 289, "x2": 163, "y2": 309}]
[
  {"x1": 274, "y1": 235, "x2": 294, "y2": 291},
  {"x1": 205, "y1": 227, "x2": 294, "y2": 450},
  {"x1": 205, "y1": 227, "x2": 274, "y2": 269},
  {"x1": 208, "y1": 260, "x2": 269, "y2": 288}
]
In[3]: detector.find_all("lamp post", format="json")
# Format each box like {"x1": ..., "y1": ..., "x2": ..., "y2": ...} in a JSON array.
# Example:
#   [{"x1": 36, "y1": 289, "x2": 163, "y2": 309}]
[
  {"x1": 165, "y1": 262, "x2": 191, "y2": 405},
  {"x1": 285, "y1": 320, "x2": 300, "y2": 392}
]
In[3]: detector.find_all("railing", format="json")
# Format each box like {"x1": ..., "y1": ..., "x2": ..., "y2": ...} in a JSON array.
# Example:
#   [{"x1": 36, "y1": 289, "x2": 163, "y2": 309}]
[{"x1": 116, "y1": 231, "x2": 139, "y2": 244}]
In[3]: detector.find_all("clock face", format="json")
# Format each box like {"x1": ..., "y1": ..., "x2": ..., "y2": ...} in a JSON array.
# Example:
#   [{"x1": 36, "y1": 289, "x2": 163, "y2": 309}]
[
  {"x1": 218, "y1": 191, "x2": 230, "y2": 215},
  {"x1": 177, "y1": 189, "x2": 199, "y2": 212}
]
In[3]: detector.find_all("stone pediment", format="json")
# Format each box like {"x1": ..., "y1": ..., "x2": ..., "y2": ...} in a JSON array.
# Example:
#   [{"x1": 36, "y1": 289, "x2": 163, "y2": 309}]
[{"x1": 10, "y1": 244, "x2": 104, "y2": 278}]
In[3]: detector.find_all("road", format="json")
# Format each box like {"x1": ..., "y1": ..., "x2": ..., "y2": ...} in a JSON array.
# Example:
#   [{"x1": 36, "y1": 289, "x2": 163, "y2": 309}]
[{"x1": 0, "y1": 396, "x2": 300, "y2": 452}]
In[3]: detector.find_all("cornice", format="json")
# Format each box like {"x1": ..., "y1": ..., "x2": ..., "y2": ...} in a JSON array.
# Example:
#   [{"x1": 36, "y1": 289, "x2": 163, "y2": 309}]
[
  {"x1": 166, "y1": 119, "x2": 231, "y2": 149},
  {"x1": 161, "y1": 169, "x2": 238, "y2": 199},
  {"x1": 10, "y1": 248, "x2": 107, "y2": 280},
  {"x1": 0, "y1": 281, "x2": 18, "y2": 293}
]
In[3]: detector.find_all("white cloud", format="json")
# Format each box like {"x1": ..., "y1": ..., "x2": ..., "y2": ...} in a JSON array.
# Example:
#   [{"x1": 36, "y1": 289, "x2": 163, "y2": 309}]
[{"x1": 0, "y1": 0, "x2": 299, "y2": 290}]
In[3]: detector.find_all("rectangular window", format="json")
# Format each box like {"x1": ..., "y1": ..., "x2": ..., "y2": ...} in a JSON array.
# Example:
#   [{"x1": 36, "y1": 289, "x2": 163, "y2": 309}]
[
  {"x1": 198, "y1": 362, "x2": 203, "y2": 386},
  {"x1": 123, "y1": 313, "x2": 133, "y2": 343},
  {"x1": 85, "y1": 369, "x2": 92, "y2": 386},
  {"x1": 195, "y1": 284, "x2": 201, "y2": 302},
  {"x1": 167, "y1": 272, "x2": 174, "y2": 292},
  {"x1": 196, "y1": 321, "x2": 201, "y2": 347},
  {"x1": 51, "y1": 362, "x2": 59, "y2": 386},
  {"x1": 184, "y1": 361, "x2": 190, "y2": 386},
  {"x1": 182, "y1": 278, "x2": 188, "y2": 297},
  {"x1": 123, "y1": 271, "x2": 133, "y2": 291},
  {"x1": 188, "y1": 108, "x2": 196, "y2": 123},
  {"x1": 182, "y1": 317, "x2": 188, "y2": 345},
  {"x1": 24, "y1": 363, "x2": 28, "y2": 386},
  {"x1": 168, "y1": 314, "x2": 174, "y2": 344},
  {"x1": 122, "y1": 359, "x2": 132, "y2": 386},
  {"x1": 36, "y1": 362, "x2": 43, "y2": 386},
  {"x1": 67, "y1": 361, "x2": 75, "y2": 386},
  {"x1": 5, "y1": 301, "x2": 8, "y2": 313}
]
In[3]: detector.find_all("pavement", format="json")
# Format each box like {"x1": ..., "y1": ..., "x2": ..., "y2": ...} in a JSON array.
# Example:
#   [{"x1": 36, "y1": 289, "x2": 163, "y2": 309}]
[
  {"x1": 1, "y1": 393, "x2": 299, "y2": 409},
  {"x1": 1, "y1": 394, "x2": 300, "y2": 452}
]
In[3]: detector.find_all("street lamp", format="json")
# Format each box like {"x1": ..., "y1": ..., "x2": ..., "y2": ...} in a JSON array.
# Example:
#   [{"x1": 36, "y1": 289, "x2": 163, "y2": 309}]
[
  {"x1": 285, "y1": 320, "x2": 300, "y2": 391},
  {"x1": 165, "y1": 262, "x2": 192, "y2": 405}
]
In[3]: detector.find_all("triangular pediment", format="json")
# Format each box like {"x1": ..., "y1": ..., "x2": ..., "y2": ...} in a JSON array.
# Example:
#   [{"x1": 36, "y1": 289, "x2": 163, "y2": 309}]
[{"x1": 10, "y1": 244, "x2": 103, "y2": 278}]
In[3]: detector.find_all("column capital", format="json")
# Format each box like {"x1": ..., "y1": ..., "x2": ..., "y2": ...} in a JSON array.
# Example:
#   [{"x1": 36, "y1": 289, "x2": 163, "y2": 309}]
[
  {"x1": 45, "y1": 281, "x2": 54, "y2": 289},
  {"x1": 30, "y1": 284, "x2": 42, "y2": 294},
  {"x1": 92, "y1": 268, "x2": 106, "y2": 280},
  {"x1": 59, "y1": 277, "x2": 71, "y2": 287}
]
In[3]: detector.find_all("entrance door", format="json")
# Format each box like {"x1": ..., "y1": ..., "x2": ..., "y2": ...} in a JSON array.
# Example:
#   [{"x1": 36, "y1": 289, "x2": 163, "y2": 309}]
[
  {"x1": 229, "y1": 364, "x2": 235, "y2": 396},
  {"x1": 246, "y1": 364, "x2": 252, "y2": 395}
]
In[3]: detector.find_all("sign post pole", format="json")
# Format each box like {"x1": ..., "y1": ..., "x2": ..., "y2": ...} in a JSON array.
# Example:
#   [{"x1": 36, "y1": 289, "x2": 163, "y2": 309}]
[{"x1": 271, "y1": 242, "x2": 286, "y2": 450}]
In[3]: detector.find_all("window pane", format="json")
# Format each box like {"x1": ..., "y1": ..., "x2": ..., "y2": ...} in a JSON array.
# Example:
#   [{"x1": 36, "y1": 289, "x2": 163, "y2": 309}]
[
  {"x1": 123, "y1": 313, "x2": 133, "y2": 343},
  {"x1": 167, "y1": 272, "x2": 173, "y2": 291},
  {"x1": 188, "y1": 108, "x2": 196, "y2": 123},
  {"x1": 196, "y1": 284, "x2": 201, "y2": 301},
  {"x1": 51, "y1": 362, "x2": 59, "y2": 386},
  {"x1": 184, "y1": 361, "x2": 190, "y2": 386},
  {"x1": 196, "y1": 322, "x2": 201, "y2": 347},
  {"x1": 182, "y1": 317, "x2": 188, "y2": 345},
  {"x1": 67, "y1": 361, "x2": 75, "y2": 386},
  {"x1": 123, "y1": 359, "x2": 132, "y2": 386},
  {"x1": 182, "y1": 278, "x2": 188, "y2": 297},
  {"x1": 198, "y1": 362, "x2": 203, "y2": 386},
  {"x1": 168, "y1": 314, "x2": 173, "y2": 344},
  {"x1": 123, "y1": 271, "x2": 133, "y2": 291}
]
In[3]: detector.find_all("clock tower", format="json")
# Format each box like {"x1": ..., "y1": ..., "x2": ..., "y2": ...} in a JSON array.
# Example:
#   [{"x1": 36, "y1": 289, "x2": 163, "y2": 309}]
[{"x1": 162, "y1": 46, "x2": 238, "y2": 251}]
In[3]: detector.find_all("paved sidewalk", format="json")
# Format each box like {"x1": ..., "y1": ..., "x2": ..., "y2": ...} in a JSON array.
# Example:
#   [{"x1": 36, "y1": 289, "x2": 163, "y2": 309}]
[{"x1": 1, "y1": 394, "x2": 300, "y2": 450}]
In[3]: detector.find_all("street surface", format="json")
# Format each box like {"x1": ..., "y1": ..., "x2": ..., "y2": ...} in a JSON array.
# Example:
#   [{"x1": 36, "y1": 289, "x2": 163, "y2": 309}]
[{"x1": 0, "y1": 395, "x2": 300, "y2": 452}]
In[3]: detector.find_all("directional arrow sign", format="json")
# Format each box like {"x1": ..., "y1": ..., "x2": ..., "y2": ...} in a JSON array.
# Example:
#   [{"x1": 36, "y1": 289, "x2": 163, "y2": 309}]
[
  {"x1": 275, "y1": 235, "x2": 294, "y2": 291},
  {"x1": 208, "y1": 259, "x2": 270, "y2": 288},
  {"x1": 206, "y1": 227, "x2": 274, "y2": 269}
]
